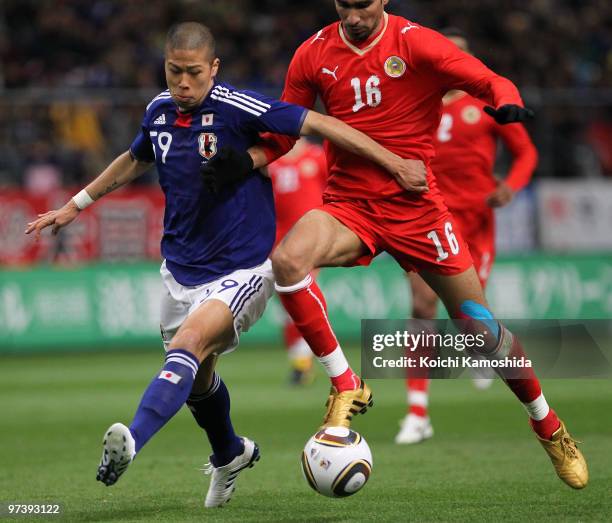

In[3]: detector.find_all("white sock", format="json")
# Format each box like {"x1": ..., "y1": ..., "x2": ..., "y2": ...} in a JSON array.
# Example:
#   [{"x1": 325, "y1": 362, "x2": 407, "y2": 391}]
[
  {"x1": 408, "y1": 390, "x2": 428, "y2": 412},
  {"x1": 523, "y1": 392, "x2": 550, "y2": 420},
  {"x1": 317, "y1": 346, "x2": 349, "y2": 378}
]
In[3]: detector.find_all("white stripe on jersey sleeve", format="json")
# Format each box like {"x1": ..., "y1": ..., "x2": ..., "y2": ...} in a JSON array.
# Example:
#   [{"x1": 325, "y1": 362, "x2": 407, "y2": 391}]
[
  {"x1": 214, "y1": 91, "x2": 268, "y2": 113},
  {"x1": 146, "y1": 90, "x2": 171, "y2": 111},
  {"x1": 213, "y1": 88, "x2": 271, "y2": 114},
  {"x1": 213, "y1": 86, "x2": 271, "y2": 110},
  {"x1": 210, "y1": 93, "x2": 263, "y2": 116},
  {"x1": 233, "y1": 91, "x2": 271, "y2": 110},
  {"x1": 211, "y1": 87, "x2": 269, "y2": 114}
]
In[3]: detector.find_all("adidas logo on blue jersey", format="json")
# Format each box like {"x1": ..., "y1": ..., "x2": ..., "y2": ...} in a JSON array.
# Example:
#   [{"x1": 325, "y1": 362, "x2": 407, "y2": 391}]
[{"x1": 153, "y1": 114, "x2": 166, "y2": 125}]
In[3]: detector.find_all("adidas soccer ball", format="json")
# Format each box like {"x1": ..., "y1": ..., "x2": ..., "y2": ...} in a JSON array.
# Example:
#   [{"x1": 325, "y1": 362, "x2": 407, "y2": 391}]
[{"x1": 301, "y1": 427, "x2": 372, "y2": 497}]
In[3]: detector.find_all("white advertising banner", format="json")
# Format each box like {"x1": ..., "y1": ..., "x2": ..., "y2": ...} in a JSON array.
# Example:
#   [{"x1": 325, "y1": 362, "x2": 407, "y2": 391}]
[{"x1": 537, "y1": 180, "x2": 612, "y2": 251}]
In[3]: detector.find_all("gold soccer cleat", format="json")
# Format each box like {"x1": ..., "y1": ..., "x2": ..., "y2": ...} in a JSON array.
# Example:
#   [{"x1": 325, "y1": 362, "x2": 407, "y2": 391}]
[
  {"x1": 321, "y1": 380, "x2": 373, "y2": 429},
  {"x1": 537, "y1": 420, "x2": 588, "y2": 489}
]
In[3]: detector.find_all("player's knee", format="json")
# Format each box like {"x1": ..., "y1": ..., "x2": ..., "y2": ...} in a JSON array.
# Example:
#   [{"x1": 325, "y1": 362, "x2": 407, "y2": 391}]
[
  {"x1": 168, "y1": 327, "x2": 206, "y2": 361},
  {"x1": 271, "y1": 244, "x2": 309, "y2": 282},
  {"x1": 457, "y1": 300, "x2": 500, "y2": 352}
]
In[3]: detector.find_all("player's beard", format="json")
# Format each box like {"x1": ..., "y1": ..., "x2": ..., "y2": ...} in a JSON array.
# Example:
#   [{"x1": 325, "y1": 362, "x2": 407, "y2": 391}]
[{"x1": 344, "y1": 24, "x2": 370, "y2": 41}]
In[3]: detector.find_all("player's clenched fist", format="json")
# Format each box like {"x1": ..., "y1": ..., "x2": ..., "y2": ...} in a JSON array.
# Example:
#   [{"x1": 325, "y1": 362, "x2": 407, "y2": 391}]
[
  {"x1": 486, "y1": 180, "x2": 515, "y2": 208},
  {"x1": 24, "y1": 200, "x2": 80, "y2": 239},
  {"x1": 484, "y1": 104, "x2": 535, "y2": 124},
  {"x1": 200, "y1": 146, "x2": 254, "y2": 195},
  {"x1": 389, "y1": 158, "x2": 428, "y2": 193}
]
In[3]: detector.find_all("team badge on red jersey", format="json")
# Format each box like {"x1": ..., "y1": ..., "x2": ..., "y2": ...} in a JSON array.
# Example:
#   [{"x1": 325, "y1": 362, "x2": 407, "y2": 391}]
[
  {"x1": 198, "y1": 132, "x2": 218, "y2": 159},
  {"x1": 384, "y1": 56, "x2": 406, "y2": 78},
  {"x1": 462, "y1": 105, "x2": 482, "y2": 124}
]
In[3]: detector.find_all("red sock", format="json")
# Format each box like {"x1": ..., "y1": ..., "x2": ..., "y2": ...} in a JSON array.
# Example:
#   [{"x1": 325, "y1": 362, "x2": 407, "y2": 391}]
[
  {"x1": 530, "y1": 409, "x2": 561, "y2": 440},
  {"x1": 283, "y1": 321, "x2": 302, "y2": 350},
  {"x1": 502, "y1": 333, "x2": 543, "y2": 403},
  {"x1": 406, "y1": 378, "x2": 429, "y2": 417},
  {"x1": 276, "y1": 275, "x2": 358, "y2": 391},
  {"x1": 491, "y1": 327, "x2": 561, "y2": 439},
  {"x1": 333, "y1": 368, "x2": 360, "y2": 392},
  {"x1": 277, "y1": 275, "x2": 337, "y2": 356}
]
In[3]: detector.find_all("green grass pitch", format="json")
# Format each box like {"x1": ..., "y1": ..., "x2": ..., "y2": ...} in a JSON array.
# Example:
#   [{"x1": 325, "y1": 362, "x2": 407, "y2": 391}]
[{"x1": 1, "y1": 346, "x2": 611, "y2": 522}]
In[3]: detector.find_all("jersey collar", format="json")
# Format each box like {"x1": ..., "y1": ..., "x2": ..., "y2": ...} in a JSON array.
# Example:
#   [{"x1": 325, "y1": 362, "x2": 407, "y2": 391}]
[{"x1": 338, "y1": 12, "x2": 389, "y2": 56}]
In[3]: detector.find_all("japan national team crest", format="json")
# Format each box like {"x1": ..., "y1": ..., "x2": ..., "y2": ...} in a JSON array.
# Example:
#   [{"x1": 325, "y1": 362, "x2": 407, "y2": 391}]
[
  {"x1": 384, "y1": 56, "x2": 406, "y2": 78},
  {"x1": 462, "y1": 105, "x2": 482, "y2": 124},
  {"x1": 198, "y1": 132, "x2": 218, "y2": 159}
]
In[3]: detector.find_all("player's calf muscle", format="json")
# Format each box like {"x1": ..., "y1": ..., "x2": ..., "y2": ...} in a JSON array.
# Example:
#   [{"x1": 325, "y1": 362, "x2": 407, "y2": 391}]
[{"x1": 191, "y1": 357, "x2": 217, "y2": 394}]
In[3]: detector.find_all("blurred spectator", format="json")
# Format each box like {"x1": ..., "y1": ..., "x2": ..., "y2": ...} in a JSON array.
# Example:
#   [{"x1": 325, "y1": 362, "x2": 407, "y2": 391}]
[
  {"x1": 0, "y1": 0, "x2": 610, "y2": 187},
  {"x1": 22, "y1": 141, "x2": 62, "y2": 195},
  {"x1": 586, "y1": 112, "x2": 612, "y2": 176},
  {"x1": 3, "y1": 1, "x2": 610, "y2": 91}
]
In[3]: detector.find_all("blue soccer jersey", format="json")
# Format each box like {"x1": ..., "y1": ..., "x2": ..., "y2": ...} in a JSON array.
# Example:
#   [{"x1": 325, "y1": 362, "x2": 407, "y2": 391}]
[{"x1": 130, "y1": 82, "x2": 307, "y2": 286}]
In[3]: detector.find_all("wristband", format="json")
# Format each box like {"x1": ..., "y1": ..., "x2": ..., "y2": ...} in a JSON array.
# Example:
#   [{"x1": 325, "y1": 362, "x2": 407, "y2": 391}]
[{"x1": 72, "y1": 189, "x2": 95, "y2": 210}]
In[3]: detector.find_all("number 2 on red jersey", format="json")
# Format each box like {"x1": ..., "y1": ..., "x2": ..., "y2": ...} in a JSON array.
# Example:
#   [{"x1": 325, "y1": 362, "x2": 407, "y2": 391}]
[{"x1": 437, "y1": 114, "x2": 453, "y2": 143}]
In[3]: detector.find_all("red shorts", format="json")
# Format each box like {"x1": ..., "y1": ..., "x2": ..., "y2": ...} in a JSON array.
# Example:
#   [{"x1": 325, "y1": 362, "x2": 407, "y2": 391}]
[
  {"x1": 274, "y1": 224, "x2": 290, "y2": 249},
  {"x1": 319, "y1": 194, "x2": 473, "y2": 276},
  {"x1": 450, "y1": 207, "x2": 495, "y2": 287}
]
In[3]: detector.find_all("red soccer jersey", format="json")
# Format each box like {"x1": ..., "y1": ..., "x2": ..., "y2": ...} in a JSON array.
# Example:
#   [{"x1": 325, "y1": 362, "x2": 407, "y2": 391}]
[
  {"x1": 261, "y1": 13, "x2": 523, "y2": 202},
  {"x1": 431, "y1": 92, "x2": 538, "y2": 210},
  {"x1": 269, "y1": 141, "x2": 326, "y2": 239}
]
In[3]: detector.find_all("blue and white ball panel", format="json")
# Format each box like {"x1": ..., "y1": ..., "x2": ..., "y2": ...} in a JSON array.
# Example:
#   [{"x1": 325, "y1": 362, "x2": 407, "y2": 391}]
[{"x1": 159, "y1": 259, "x2": 274, "y2": 354}]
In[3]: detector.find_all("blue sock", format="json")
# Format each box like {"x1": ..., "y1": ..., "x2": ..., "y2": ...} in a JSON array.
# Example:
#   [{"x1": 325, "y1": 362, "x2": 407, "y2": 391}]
[
  {"x1": 186, "y1": 373, "x2": 243, "y2": 467},
  {"x1": 130, "y1": 349, "x2": 199, "y2": 453}
]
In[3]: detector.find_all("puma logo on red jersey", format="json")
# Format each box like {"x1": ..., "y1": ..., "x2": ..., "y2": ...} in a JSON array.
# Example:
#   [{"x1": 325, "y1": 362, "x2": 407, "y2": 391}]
[
  {"x1": 311, "y1": 30, "x2": 325, "y2": 44},
  {"x1": 401, "y1": 23, "x2": 419, "y2": 34},
  {"x1": 321, "y1": 66, "x2": 339, "y2": 81}
]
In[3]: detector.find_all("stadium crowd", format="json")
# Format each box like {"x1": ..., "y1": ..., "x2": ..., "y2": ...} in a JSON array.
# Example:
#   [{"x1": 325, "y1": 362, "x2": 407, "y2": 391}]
[{"x1": 1, "y1": 0, "x2": 611, "y2": 187}]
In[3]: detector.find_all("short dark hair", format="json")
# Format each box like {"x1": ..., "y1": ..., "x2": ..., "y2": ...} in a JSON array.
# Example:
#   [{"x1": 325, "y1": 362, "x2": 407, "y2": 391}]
[
  {"x1": 440, "y1": 27, "x2": 468, "y2": 40},
  {"x1": 165, "y1": 22, "x2": 216, "y2": 60}
]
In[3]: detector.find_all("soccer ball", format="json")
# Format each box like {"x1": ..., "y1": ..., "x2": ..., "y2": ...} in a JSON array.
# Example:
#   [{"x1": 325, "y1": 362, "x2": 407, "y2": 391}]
[{"x1": 301, "y1": 427, "x2": 372, "y2": 497}]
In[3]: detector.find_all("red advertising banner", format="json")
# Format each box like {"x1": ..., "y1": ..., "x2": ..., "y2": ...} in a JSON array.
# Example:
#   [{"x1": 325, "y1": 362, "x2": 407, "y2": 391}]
[{"x1": 0, "y1": 188, "x2": 165, "y2": 265}]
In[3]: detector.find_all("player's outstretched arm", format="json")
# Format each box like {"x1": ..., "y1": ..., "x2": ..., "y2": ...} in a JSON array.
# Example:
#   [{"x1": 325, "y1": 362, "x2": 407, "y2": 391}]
[
  {"x1": 299, "y1": 111, "x2": 428, "y2": 193},
  {"x1": 487, "y1": 123, "x2": 538, "y2": 207},
  {"x1": 25, "y1": 151, "x2": 152, "y2": 239},
  {"x1": 416, "y1": 28, "x2": 534, "y2": 125},
  {"x1": 204, "y1": 112, "x2": 428, "y2": 193}
]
